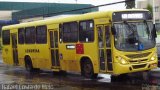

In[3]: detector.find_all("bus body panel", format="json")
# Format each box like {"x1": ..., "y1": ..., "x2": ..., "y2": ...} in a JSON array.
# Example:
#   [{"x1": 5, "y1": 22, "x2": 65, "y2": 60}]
[{"x1": 112, "y1": 47, "x2": 158, "y2": 74}]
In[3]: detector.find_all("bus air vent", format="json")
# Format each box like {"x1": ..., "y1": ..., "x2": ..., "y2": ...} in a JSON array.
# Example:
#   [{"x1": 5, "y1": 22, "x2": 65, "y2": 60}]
[
  {"x1": 129, "y1": 59, "x2": 148, "y2": 63},
  {"x1": 125, "y1": 52, "x2": 151, "y2": 59}
]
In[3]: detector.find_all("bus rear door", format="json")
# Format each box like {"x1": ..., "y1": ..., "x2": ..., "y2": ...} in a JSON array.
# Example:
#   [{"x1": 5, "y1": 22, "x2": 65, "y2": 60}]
[
  {"x1": 11, "y1": 33, "x2": 19, "y2": 65},
  {"x1": 49, "y1": 30, "x2": 60, "y2": 70},
  {"x1": 97, "y1": 25, "x2": 113, "y2": 72}
]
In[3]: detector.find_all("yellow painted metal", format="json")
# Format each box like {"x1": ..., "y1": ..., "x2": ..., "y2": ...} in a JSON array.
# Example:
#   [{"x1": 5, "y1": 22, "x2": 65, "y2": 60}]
[{"x1": 2, "y1": 9, "x2": 157, "y2": 75}]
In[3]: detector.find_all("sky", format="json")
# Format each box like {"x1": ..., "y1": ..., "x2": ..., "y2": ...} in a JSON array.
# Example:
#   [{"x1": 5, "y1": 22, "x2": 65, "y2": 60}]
[{"x1": 0, "y1": 0, "x2": 128, "y2": 10}]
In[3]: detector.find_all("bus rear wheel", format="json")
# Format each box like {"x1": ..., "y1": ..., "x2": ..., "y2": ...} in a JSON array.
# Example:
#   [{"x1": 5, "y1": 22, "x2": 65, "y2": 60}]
[
  {"x1": 82, "y1": 60, "x2": 97, "y2": 79},
  {"x1": 25, "y1": 57, "x2": 34, "y2": 72}
]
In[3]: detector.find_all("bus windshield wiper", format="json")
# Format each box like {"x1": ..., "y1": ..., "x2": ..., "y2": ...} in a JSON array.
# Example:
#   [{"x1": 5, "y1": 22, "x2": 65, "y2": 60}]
[
  {"x1": 123, "y1": 21, "x2": 138, "y2": 44},
  {"x1": 123, "y1": 21, "x2": 135, "y2": 33}
]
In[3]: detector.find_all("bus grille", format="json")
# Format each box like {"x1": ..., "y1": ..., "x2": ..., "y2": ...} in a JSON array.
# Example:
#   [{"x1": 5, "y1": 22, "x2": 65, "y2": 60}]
[
  {"x1": 132, "y1": 64, "x2": 146, "y2": 69},
  {"x1": 125, "y1": 52, "x2": 151, "y2": 59},
  {"x1": 129, "y1": 59, "x2": 148, "y2": 63}
]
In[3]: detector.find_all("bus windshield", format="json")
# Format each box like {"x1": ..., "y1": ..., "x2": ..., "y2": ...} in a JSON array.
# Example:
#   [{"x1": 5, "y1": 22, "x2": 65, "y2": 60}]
[{"x1": 114, "y1": 21, "x2": 156, "y2": 51}]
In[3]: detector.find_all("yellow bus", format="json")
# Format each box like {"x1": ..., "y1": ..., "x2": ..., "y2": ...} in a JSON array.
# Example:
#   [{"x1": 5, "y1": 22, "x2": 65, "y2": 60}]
[{"x1": 2, "y1": 9, "x2": 158, "y2": 78}]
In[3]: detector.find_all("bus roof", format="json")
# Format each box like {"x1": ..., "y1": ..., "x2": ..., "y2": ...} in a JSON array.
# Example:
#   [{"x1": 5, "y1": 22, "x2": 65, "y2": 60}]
[{"x1": 2, "y1": 9, "x2": 149, "y2": 30}]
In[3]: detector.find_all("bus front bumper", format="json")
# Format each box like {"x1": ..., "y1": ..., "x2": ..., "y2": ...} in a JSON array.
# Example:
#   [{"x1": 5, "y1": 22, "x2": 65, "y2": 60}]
[{"x1": 113, "y1": 60, "x2": 157, "y2": 75}]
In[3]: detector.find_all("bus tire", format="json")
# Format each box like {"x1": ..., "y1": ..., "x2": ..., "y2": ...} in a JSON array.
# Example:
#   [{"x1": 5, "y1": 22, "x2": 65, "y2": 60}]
[
  {"x1": 81, "y1": 59, "x2": 97, "y2": 79},
  {"x1": 25, "y1": 56, "x2": 34, "y2": 72},
  {"x1": 111, "y1": 74, "x2": 129, "y2": 82},
  {"x1": 53, "y1": 70, "x2": 67, "y2": 76}
]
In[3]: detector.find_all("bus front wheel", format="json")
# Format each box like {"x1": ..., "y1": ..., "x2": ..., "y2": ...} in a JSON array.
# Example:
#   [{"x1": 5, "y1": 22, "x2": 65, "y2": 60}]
[{"x1": 81, "y1": 60, "x2": 97, "y2": 79}]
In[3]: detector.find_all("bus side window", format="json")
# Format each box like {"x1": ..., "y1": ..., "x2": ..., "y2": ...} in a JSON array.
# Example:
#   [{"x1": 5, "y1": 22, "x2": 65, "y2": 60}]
[
  {"x1": 25, "y1": 27, "x2": 36, "y2": 44},
  {"x1": 59, "y1": 24, "x2": 62, "y2": 43},
  {"x1": 2, "y1": 30, "x2": 10, "y2": 45},
  {"x1": 105, "y1": 26, "x2": 111, "y2": 47},
  {"x1": 79, "y1": 20, "x2": 94, "y2": 42},
  {"x1": 36, "y1": 25, "x2": 47, "y2": 44},
  {"x1": 18, "y1": 28, "x2": 25, "y2": 44},
  {"x1": 62, "y1": 22, "x2": 78, "y2": 43}
]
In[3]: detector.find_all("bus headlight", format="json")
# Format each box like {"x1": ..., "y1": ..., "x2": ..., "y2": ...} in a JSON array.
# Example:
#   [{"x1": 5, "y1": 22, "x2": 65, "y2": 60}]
[
  {"x1": 118, "y1": 56, "x2": 128, "y2": 64},
  {"x1": 151, "y1": 57, "x2": 155, "y2": 61},
  {"x1": 150, "y1": 53, "x2": 157, "y2": 61},
  {"x1": 121, "y1": 59, "x2": 127, "y2": 64}
]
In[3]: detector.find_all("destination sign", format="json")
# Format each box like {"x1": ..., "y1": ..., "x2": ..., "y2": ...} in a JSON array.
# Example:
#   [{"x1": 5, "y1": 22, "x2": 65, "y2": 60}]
[
  {"x1": 121, "y1": 13, "x2": 144, "y2": 19},
  {"x1": 112, "y1": 11, "x2": 152, "y2": 22}
]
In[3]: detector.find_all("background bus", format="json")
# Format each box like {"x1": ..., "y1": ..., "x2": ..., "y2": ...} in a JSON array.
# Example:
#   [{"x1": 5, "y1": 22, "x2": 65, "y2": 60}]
[{"x1": 2, "y1": 9, "x2": 158, "y2": 78}]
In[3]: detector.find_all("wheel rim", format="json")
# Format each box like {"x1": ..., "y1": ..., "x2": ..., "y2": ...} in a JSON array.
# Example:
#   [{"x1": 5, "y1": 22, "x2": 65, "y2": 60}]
[{"x1": 84, "y1": 62, "x2": 92, "y2": 78}]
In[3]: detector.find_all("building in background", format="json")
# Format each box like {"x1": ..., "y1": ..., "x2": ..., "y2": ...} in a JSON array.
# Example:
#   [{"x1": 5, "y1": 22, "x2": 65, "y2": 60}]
[
  {"x1": 0, "y1": 2, "x2": 98, "y2": 22},
  {"x1": 137, "y1": 0, "x2": 160, "y2": 58},
  {"x1": 0, "y1": 1, "x2": 98, "y2": 32},
  {"x1": 0, "y1": 1, "x2": 98, "y2": 46},
  {"x1": 137, "y1": 0, "x2": 160, "y2": 30}
]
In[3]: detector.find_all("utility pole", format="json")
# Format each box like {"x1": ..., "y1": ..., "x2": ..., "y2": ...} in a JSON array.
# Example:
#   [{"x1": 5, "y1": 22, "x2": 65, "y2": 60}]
[
  {"x1": 153, "y1": 0, "x2": 155, "y2": 24},
  {"x1": 75, "y1": 0, "x2": 77, "y2": 4}
]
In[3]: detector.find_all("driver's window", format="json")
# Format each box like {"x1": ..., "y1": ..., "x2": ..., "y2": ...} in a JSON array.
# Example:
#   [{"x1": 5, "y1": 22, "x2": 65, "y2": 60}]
[{"x1": 114, "y1": 24, "x2": 124, "y2": 48}]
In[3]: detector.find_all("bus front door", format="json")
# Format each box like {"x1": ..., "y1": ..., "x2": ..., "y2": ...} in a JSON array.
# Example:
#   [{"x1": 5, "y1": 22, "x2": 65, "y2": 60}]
[
  {"x1": 49, "y1": 30, "x2": 60, "y2": 70},
  {"x1": 11, "y1": 33, "x2": 18, "y2": 65},
  {"x1": 97, "y1": 25, "x2": 113, "y2": 72}
]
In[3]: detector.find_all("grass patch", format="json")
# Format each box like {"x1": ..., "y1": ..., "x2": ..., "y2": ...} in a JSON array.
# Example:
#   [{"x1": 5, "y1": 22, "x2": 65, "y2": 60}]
[{"x1": 157, "y1": 31, "x2": 160, "y2": 35}]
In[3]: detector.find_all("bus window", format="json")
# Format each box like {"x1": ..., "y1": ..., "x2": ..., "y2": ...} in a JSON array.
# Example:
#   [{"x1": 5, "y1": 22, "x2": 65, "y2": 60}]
[
  {"x1": 54, "y1": 31, "x2": 58, "y2": 48},
  {"x1": 25, "y1": 27, "x2": 35, "y2": 44},
  {"x1": 79, "y1": 20, "x2": 94, "y2": 42},
  {"x1": 50, "y1": 31, "x2": 54, "y2": 48},
  {"x1": 59, "y1": 24, "x2": 62, "y2": 43},
  {"x1": 63, "y1": 22, "x2": 78, "y2": 42},
  {"x1": 18, "y1": 28, "x2": 25, "y2": 44},
  {"x1": 2, "y1": 30, "x2": 10, "y2": 45},
  {"x1": 105, "y1": 26, "x2": 111, "y2": 47},
  {"x1": 99, "y1": 49, "x2": 105, "y2": 70},
  {"x1": 98, "y1": 26, "x2": 104, "y2": 48},
  {"x1": 36, "y1": 25, "x2": 47, "y2": 44}
]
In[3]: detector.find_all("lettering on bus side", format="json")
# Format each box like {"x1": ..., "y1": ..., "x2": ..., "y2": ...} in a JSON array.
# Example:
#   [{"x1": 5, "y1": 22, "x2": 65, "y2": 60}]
[{"x1": 25, "y1": 49, "x2": 40, "y2": 53}]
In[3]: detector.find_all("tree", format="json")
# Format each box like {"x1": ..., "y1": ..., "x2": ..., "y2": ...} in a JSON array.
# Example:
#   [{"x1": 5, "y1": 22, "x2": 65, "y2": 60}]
[
  {"x1": 125, "y1": 0, "x2": 135, "y2": 9},
  {"x1": 146, "y1": 4, "x2": 153, "y2": 15}
]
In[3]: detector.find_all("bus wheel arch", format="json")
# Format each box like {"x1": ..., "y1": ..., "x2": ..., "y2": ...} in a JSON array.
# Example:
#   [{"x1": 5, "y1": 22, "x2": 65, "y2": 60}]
[
  {"x1": 80, "y1": 57, "x2": 98, "y2": 79},
  {"x1": 24, "y1": 55, "x2": 34, "y2": 72}
]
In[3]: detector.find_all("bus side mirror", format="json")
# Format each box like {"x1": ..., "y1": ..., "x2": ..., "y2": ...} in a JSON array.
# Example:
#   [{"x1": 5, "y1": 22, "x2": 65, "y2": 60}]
[
  {"x1": 111, "y1": 26, "x2": 116, "y2": 35},
  {"x1": 153, "y1": 24, "x2": 157, "y2": 38}
]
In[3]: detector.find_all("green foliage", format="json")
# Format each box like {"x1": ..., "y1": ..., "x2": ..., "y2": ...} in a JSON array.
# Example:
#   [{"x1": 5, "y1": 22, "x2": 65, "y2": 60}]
[
  {"x1": 125, "y1": 0, "x2": 135, "y2": 9},
  {"x1": 146, "y1": 4, "x2": 153, "y2": 15}
]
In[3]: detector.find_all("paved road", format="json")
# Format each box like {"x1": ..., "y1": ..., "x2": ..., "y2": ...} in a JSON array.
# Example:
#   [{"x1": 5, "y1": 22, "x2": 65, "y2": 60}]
[
  {"x1": 0, "y1": 64, "x2": 143, "y2": 90},
  {"x1": 0, "y1": 54, "x2": 159, "y2": 89}
]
